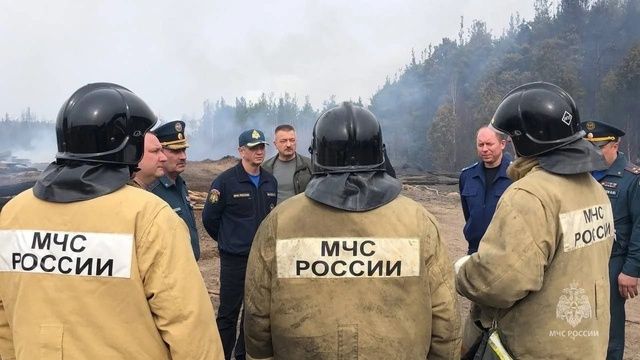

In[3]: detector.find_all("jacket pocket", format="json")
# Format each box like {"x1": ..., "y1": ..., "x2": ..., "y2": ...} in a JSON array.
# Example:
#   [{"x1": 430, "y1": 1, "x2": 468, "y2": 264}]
[
  {"x1": 461, "y1": 187, "x2": 480, "y2": 209},
  {"x1": 337, "y1": 324, "x2": 358, "y2": 360},
  {"x1": 461, "y1": 187, "x2": 478, "y2": 198},
  {"x1": 229, "y1": 195, "x2": 254, "y2": 218},
  {"x1": 40, "y1": 324, "x2": 63, "y2": 360}
]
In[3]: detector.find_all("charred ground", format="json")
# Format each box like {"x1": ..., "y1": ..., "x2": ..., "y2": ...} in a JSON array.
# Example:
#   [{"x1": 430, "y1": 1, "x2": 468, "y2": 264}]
[{"x1": 186, "y1": 158, "x2": 639, "y2": 359}]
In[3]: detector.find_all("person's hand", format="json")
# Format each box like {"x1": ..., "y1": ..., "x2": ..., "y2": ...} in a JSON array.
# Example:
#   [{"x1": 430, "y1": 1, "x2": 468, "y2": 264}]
[{"x1": 618, "y1": 273, "x2": 639, "y2": 299}]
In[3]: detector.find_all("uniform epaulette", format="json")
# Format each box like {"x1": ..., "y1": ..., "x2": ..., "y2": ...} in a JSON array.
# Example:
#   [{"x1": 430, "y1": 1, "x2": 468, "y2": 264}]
[
  {"x1": 624, "y1": 162, "x2": 640, "y2": 175},
  {"x1": 461, "y1": 162, "x2": 479, "y2": 172}
]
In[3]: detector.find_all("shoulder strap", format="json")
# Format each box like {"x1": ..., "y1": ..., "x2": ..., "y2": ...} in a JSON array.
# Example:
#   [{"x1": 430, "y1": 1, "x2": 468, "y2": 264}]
[{"x1": 624, "y1": 162, "x2": 640, "y2": 175}]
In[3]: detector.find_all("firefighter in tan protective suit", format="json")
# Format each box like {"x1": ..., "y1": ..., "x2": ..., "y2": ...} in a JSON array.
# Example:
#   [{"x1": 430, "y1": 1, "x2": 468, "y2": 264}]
[
  {"x1": 456, "y1": 82, "x2": 614, "y2": 359},
  {"x1": 0, "y1": 83, "x2": 223, "y2": 359},
  {"x1": 244, "y1": 102, "x2": 461, "y2": 360}
]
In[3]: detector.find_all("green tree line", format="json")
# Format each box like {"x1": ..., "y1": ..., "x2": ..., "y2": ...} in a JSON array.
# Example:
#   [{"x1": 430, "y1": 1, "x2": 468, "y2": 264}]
[
  {"x1": 190, "y1": 0, "x2": 640, "y2": 169},
  {"x1": 370, "y1": 0, "x2": 640, "y2": 170},
  {"x1": 2, "y1": 0, "x2": 639, "y2": 170}
]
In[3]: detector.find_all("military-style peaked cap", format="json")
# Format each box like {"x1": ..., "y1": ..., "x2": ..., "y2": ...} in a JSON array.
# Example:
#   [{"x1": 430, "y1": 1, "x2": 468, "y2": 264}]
[
  {"x1": 581, "y1": 120, "x2": 625, "y2": 146},
  {"x1": 153, "y1": 120, "x2": 189, "y2": 149}
]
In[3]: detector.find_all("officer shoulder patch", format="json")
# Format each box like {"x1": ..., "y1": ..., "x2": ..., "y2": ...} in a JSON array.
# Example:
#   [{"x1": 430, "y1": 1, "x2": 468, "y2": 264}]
[
  {"x1": 461, "y1": 162, "x2": 479, "y2": 172},
  {"x1": 208, "y1": 189, "x2": 220, "y2": 204},
  {"x1": 624, "y1": 163, "x2": 640, "y2": 175}
]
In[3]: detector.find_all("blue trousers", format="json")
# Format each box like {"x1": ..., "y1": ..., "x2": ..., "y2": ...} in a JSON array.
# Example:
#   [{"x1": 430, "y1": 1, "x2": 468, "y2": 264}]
[
  {"x1": 217, "y1": 251, "x2": 248, "y2": 360},
  {"x1": 607, "y1": 255, "x2": 626, "y2": 360}
]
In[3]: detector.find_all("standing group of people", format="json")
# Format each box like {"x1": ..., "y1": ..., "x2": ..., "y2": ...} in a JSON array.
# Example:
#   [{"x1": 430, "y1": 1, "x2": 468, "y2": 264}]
[
  {"x1": 200, "y1": 124, "x2": 313, "y2": 359},
  {"x1": 127, "y1": 119, "x2": 201, "y2": 260},
  {"x1": 458, "y1": 83, "x2": 638, "y2": 359},
  {"x1": 0, "y1": 80, "x2": 636, "y2": 360}
]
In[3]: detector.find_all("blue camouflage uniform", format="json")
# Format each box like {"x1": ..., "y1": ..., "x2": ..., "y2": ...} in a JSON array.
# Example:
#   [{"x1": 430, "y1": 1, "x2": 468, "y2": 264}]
[
  {"x1": 459, "y1": 154, "x2": 512, "y2": 254},
  {"x1": 150, "y1": 175, "x2": 200, "y2": 260},
  {"x1": 583, "y1": 120, "x2": 640, "y2": 360}
]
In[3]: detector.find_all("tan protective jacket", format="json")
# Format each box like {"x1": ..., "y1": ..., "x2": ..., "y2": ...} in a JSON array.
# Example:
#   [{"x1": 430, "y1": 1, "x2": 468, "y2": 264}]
[
  {"x1": 0, "y1": 186, "x2": 223, "y2": 359},
  {"x1": 244, "y1": 194, "x2": 461, "y2": 360},
  {"x1": 457, "y1": 158, "x2": 614, "y2": 359}
]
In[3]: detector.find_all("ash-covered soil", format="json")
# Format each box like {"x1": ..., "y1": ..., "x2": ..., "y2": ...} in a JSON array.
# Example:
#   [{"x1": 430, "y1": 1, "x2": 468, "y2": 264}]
[{"x1": 185, "y1": 159, "x2": 639, "y2": 359}]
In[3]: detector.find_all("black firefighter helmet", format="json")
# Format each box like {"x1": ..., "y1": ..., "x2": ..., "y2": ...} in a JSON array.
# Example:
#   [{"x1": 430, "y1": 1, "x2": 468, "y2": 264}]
[
  {"x1": 55, "y1": 82, "x2": 157, "y2": 166},
  {"x1": 310, "y1": 102, "x2": 385, "y2": 174},
  {"x1": 490, "y1": 82, "x2": 584, "y2": 157}
]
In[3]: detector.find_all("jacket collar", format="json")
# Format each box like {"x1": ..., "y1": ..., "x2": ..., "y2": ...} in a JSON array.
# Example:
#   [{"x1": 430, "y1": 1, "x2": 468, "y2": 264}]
[
  {"x1": 293, "y1": 153, "x2": 310, "y2": 170},
  {"x1": 471, "y1": 153, "x2": 512, "y2": 182},
  {"x1": 506, "y1": 157, "x2": 540, "y2": 181},
  {"x1": 606, "y1": 152, "x2": 627, "y2": 178},
  {"x1": 149, "y1": 175, "x2": 180, "y2": 190},
  {"x1": 264, "y1": 152, "x2": 309, "y2": 171},
  {"x1": 233, "y1": 162, "x2": 272, "y2": 186}
]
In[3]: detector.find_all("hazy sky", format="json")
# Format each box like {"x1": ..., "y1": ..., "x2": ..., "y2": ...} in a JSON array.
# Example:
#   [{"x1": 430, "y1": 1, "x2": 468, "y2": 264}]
[{"x1": 0, "y1": 0, "x2": 538, "y2": 122}]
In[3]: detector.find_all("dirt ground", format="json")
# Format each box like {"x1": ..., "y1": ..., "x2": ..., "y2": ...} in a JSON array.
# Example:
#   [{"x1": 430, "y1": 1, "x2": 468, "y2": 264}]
[{"x1": 185, "y1": 160, "x2": 639, "y2": 359}]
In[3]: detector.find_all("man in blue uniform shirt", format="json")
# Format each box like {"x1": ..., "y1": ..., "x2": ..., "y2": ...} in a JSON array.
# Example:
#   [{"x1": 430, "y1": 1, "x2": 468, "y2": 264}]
[
  {"x1": 459, "y1": 126, "x2": 512, "y2": 254},
  {"x1": 150, "y1": 120, "x2": 200, "y2": 260},
  {"x1": 582, "y1": 120, "x2": 640, "y2": 360},
  {"x1": 202, "y1": 128, "x2": 277, "y2": 360}
]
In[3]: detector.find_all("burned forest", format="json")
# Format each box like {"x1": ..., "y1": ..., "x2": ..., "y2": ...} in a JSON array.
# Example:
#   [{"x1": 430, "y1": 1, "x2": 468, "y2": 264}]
[{"x1": 1, "y1": 0, "x2": 640, "y2": 173}]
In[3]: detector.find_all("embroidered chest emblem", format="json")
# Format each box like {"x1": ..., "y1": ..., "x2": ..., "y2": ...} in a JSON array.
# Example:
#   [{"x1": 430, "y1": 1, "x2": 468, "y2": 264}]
[{"x1": 556, "y1": 281, "x2": 592, "y2": 328}]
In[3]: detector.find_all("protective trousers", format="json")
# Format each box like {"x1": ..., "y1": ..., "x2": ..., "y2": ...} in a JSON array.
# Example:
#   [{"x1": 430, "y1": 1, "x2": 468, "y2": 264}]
[{"x1": 218, "y1": 251, "x2": 248, "y2": 360}]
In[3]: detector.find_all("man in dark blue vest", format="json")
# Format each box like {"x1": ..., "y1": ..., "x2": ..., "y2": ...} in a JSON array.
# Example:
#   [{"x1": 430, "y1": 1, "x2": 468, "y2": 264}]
[
  {"x1": 150, "y1": 120, "x2": 200, "y2": 260},
  {"x1": 582, "y1": 120, "x2": 640, "y2": 360}
]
